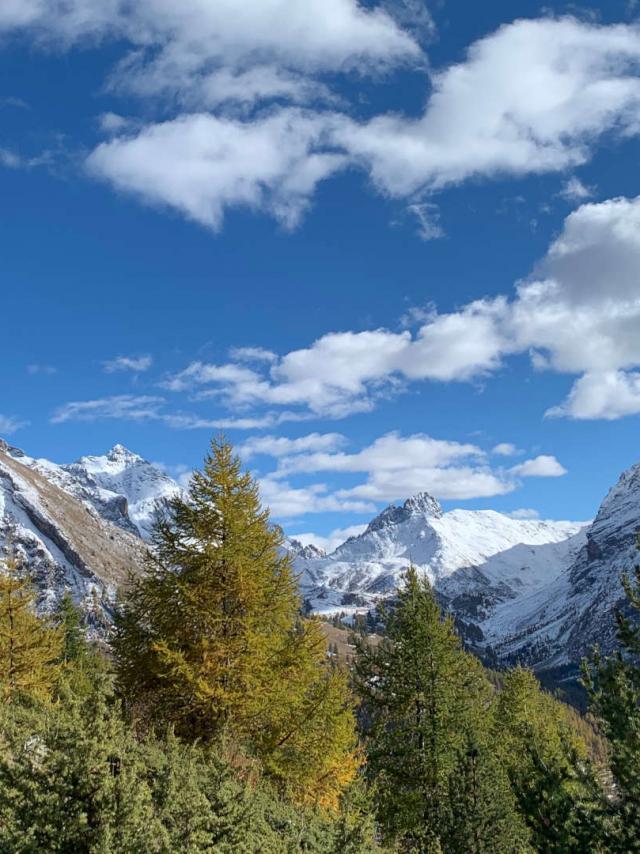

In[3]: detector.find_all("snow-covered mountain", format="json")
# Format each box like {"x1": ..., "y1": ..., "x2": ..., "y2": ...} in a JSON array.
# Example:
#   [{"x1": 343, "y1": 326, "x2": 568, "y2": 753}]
[
  {"x1": 9, "y1": 443, "x2": 181, "y2": 540},
  {"x1": 2, "y1": 437, "x2": 639, "y2": 675},
  {"x1": 292, "y1": 493, "x2": 588, "y2": 659},
  {"x1": 485, "y1": 462, "x2": 640, "y2": 670},
  {"x1": 0, "y1": 440, "x2": 150, "y2": 628},
  {"x1": 293, "y1": 466, "x2": 640, "y2": 674}
]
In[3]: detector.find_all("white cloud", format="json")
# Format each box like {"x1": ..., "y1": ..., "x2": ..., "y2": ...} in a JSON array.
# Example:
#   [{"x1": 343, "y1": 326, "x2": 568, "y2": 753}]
[
  {"x1": 492, "y1": 442, "x2": 520, "y2": 457},
  {"x1": 272, "y1": 431, "x2": 516, "y2": 503},
  {"x1": 51, "y1": 395, "x2": 165, "y2": 424},
  {"x1": 102, "y1": 354, "x2": 152, "y2": 373},
  {"x1": 291, "y1": 524, "x2": 367, "y2": 553},
  {"x1": 406, "y1": 201, "x2": 444, "y2": 241},
  {"x1": 163, "y1": 193, "x2": 640, "y2": 421},
  {"x1": 275, "y1": 431, "x2": 483, "y2": 476},
  {"x1": 558, "y1": 176, "x2": 594, "y2": 202},
  {"x1": 240, "y1": 432, "x2": 346, "y2": 460},
  {"x1": 258, "y1": 476, "x2": 375, "y2": 518},
  {"x1": 229, "y1": 346, "x2": 277, "y2": 364},
  {"x1": 88, "y1": 111, "x2": 348, "y2": 231},
  {"x1": 0, "y1": 0, "x2": 417, "y2": 80},
  {"x1": 510, "y1": 455, "x2": 567, "y2": 477},
  {"x1": 0, "y1": 414, "x2": 28, "y2": 435},
  {"x1": 546, "y1": 371, "x2": 640, "y2": 420},
  {"x1": 50, "y1": 395, "x2": 274, "y2": 430},
  {"x1": 86, "y1": 17, "x2": 640, "y2": 232},
  {"x1": 334, "y1": 17, "x2": 640, "y2": 196}
]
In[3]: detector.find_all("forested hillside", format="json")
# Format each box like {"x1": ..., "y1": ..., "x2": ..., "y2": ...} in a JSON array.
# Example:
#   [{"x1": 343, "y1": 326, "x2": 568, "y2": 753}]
[{"x1": 0, "y1": 439, "x2": 638, "y2": 852}]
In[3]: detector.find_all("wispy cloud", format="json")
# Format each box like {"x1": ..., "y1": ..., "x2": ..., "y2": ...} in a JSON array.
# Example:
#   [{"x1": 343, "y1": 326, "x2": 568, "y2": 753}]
[
  {"x1": 102, "y1": 354, "x2": 153, "y2": 373},
  {"x1": 0, "y1": 414, "x2": 29, "y2": 435},
  {"x1": 27, "y1": 363, "x2": 57, "y2": 376}
]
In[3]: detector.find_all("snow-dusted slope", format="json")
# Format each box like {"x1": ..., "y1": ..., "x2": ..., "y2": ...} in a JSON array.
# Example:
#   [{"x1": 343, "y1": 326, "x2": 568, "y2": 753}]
[
  {"x1": 0, "y1": 440, "x2": 146, "y2": 628},
  {"x1": 64, "y1": 445, "x2": 181, "y2": 538},
  {"x1": 487, "y1": 462, "x2": 640, "y2": 669},
  {"x1": 293, "y1": 492, "x2": 589, "y2": 662},
  {"x1": 4, "y1": 443, "x2": 181, "y2": 540}
]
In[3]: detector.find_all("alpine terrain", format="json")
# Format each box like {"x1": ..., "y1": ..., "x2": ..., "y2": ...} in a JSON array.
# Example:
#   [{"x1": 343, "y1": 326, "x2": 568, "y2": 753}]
[{"x1": 1, "y1": 438, "x2": 638, "y2": 677}]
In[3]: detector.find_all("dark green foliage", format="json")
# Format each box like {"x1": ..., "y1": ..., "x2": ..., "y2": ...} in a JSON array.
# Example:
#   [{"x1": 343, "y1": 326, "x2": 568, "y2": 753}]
[
  {"x1": 583, "y1": 537, "x2": 640, "y2": 852},
  {"x1": 496, "y1": 667, "x2": 605, "y2": 852},
  {"x1": 354, "y1": 567, "x2": 494, "y2": 850},
  {"x1": 444, "y1": 739, "x2": 531, "y2": 853}
]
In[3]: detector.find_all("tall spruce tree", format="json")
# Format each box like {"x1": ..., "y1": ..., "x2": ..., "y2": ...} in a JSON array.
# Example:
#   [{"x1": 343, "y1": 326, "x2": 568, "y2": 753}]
[
  {"x1": 0, "y1": 552, "x2": 62, "y2": 702},
  {"x1": 495, "y1": 667, "x2": 605, "y2": 852},
  {"x1": 354, "y1": 566, "x2": 494, "y2": 851},
  {"x1": 444, "y1": 737, "x2": 531, "y2": 853},
  {"x1": 114, "y1": 438, "x2": 358, "y2": 808},
  {"x1": 583, "y1": 536, "x2": 640, "y2": 851}
]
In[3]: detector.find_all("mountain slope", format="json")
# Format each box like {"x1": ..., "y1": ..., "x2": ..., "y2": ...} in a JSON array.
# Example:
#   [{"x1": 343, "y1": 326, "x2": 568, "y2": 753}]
[
  {"x1": 293, "y1": 492, "x2": 589, "y2": 663},
  {"x1": 0, "y1": 440, "x2": 147, "y2": 628}
]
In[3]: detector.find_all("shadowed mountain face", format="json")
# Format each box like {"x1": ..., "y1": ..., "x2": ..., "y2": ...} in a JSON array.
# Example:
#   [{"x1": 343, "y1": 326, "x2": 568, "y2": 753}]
[{"x1": 1, "y1": 439, "x2": 638, "y2": 674}]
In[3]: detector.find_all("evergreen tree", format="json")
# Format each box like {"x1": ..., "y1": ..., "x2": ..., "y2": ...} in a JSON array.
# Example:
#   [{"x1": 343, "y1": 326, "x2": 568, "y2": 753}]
[
  {"x1": 444, "y1": 738, "x2": 531, "y2": 853},
  {"x1": 0, "y1": 552, "x2": 62, "y2": 702},
  {"x1": 149, "y1": 730, "x2": 254, "y2": 853},
  {"x1": 0, "y1": 679, "x2": 163, "y2": 853},
  {"x1": 495, "y1": 667, "x2": 605, "y2": 852},
  {"x1": 583, "y1": 536, "x2": 640, "y2": 851},
  {"x1": 354, "y1": 566, "x2": 493, "y2": 850},
  {"x1": 55, "y1": 590, "x2": 87, "y2": 665},
  {"x1": 114, "y1": 437, "x2": 358, "y2": 808}
]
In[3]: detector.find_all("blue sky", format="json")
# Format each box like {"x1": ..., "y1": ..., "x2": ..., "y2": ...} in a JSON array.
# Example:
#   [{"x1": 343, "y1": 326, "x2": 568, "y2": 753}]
[{"x1": 2, "y1": 0, "x2": 640, "y2": 546}]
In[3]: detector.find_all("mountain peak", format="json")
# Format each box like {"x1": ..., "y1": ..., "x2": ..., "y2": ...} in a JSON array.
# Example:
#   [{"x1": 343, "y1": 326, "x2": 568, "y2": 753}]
[
  {"x1": 107, "y1": 444, "x2": 143, "y2": 463},
  {"x1": 403, "y1": 492, "x2": 443, "y2": 518},
  {"x1": 365, "y1": 491, "x2": 443, "y2": 534}
]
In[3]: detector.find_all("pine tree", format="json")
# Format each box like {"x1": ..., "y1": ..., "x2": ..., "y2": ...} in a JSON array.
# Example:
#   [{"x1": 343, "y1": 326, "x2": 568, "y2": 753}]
[
  {"x1": 495, "y1": 667, "x2": 605, "y2": 851},
  {"x1": 354, "y1": 566, "x2": 493, "y2": 850},
  {"x1": 444, "y1": 737, "x2": 531, "y2": 853},
  {"x1": 0, "y1": 552, "x2": 62, "y2": 702},
  {"x1": 114, "y1": 437, "x2": 358, "y2": 808},
  {"x1": 55, "y1": 591, "x2": 87, "y2": 665},
  {"x1": 583, "y1": 536, "x2": 640, "y2": 851}
]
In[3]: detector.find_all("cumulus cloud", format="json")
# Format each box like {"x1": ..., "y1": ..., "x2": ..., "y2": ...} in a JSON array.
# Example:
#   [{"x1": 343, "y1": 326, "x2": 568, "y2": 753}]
[
  {"x1": 546, "y1": 371, "x2": 640, "y2": 420},
  {"x1": 236, "y1": 430, "x2": 560, "y2": 511},
  {"x1": 0, "y1": 0, "x2": 416, "y2": 122},
  {"x1": 492, "y1": 443, "x2": 520, "y2": 457},
  {"x1": 265, "y1": 431, "x2": 518, "y2": 504},
  {"x1": 258, "y1": 476, "x2": 375, "y2": 518},
  {"x1": 102, "y1": 354, "x2": 152, "y2": 373},
  {"x1": 334, "y1": 17, "x2": 640, "y2": 196},
  {"x1": 510, "y1": 455, "x2": 568, "y2": 477},
  {"x1": 162, "y1": 193, "x2": 640, "y2": 420},
  {"x1": 88, "y1": 111, "x2": 348, "y2": 231}
]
